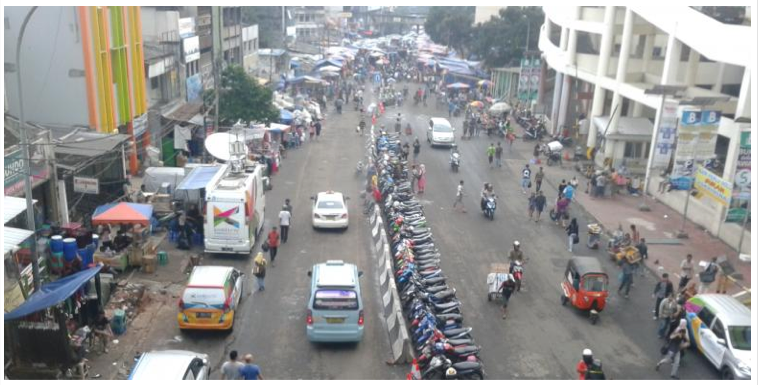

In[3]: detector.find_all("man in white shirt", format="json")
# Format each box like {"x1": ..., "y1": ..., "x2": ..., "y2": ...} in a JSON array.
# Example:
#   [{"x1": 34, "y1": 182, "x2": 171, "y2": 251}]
[{"x1": 278, "y1": 205, "x2": 292, "y2": 243}]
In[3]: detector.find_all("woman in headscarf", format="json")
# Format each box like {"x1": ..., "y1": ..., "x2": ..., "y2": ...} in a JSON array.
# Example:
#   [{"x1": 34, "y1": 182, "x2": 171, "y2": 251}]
[{"x1": 417, "y1": 164, "x2": 427, "y2": 194}]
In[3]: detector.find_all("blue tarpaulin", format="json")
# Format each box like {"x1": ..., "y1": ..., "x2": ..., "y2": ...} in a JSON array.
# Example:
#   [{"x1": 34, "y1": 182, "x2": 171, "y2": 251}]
[
  {"x1": 5, "y1": 266, "x2": 103, "y2": 322},
  {"x1": 280, "y1": 109, "x2": 294, "y2": 124},
  {"x1": 176, "y1": 165, "x2": 223, "y2": 191}
]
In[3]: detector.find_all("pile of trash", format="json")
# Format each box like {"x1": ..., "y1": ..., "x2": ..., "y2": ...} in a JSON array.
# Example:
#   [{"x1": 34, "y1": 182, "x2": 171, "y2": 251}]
[{"x1": 104, "y1": 282, "x2": 147, "y2": 322}]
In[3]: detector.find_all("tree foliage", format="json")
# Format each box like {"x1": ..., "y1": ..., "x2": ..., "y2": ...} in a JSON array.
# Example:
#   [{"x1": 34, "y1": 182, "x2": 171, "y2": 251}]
[
  {"x1": 242, "y1": 7, "x2": 283, "y2": 48},
  {"x1": 470, "y1": 7, "x2": 545, "y2": 68},
  {"x1": 204, "y1": 65, "x2": 279, "y2": 125},
  {"x1": 424, "y1": 7, "x2": 475, "y2": 58}
]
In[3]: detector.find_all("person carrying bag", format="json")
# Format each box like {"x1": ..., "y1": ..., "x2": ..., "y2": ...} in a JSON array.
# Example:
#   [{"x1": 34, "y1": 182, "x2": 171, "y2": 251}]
[{"x1": 252, "y1": 252, "x2": 267, "y2": 292}]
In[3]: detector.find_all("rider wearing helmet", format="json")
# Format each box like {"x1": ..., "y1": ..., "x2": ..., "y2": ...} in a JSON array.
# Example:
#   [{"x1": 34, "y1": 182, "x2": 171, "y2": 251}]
[
  {"x1": 508, "y1": 241, "x2": 525, "y2": 263},
  {"x1": 577, "y1": 349, "x2": 605, "y2": 380},
  {"x1": 480, "y1": 183, "x2": 494, "y2": 211}
]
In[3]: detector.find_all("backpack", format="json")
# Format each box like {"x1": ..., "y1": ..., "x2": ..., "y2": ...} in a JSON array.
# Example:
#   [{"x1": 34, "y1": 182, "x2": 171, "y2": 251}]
[{"x1": 586, "y1": 360, "x2": 605, "y2": 380}]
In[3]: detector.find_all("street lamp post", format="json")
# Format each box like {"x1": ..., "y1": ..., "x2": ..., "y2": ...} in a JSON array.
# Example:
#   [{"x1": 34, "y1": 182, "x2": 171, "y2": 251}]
[
  {"x1": 15, "y1": 6, "x2": 41, "y2": 292},
  {"x1": 524, "y1": 15, "x2": 531, "y2": 52},
  {"x1": 639, "y1": 85, "x2": 686, "y2": 212}
]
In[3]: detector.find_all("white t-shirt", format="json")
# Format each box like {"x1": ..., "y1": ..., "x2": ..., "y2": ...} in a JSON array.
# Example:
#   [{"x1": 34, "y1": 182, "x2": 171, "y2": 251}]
[
  {"x1": 522, "y1": 169, "x2": 531, "y2": 179},
  {"x1": 457, "y1": 184, "x2": 464, "y2": 196},
  {"x1": 279, "y1": 210, "x2": 292, "y2": 226}
]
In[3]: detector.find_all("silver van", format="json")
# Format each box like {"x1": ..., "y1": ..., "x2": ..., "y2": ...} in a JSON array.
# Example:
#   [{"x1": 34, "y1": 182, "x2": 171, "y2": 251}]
[
  {"x1": 129, "y1": 350, "x2": 211, "y2": 380},
  {"x1": 306, "y1": 260, "x2": 364, "y2": 343},
  {"x1": 685, "y1": 294, "x2": 751, "y2": 380},
  {"x1": 427, "y1": 117, "x2": 456, "y2": 147}
]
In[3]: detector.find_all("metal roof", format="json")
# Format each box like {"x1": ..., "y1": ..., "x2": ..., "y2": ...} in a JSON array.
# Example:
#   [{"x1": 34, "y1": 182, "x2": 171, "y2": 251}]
[
  {"x1": 55, "y1": 131, "x2": 130, "y2": 158},
  {"x1": 3, "y1": 227, "x2": 34, "y2": 255},
  {"x1": 4, "y1": 196, "x2": 36, "y2": 224},
  {"x1": 568, "y1": 256, "x2": 606, "y2": 277},
  {"x1": 188, "y1": 266, "x2": 233, "y2": 287}
]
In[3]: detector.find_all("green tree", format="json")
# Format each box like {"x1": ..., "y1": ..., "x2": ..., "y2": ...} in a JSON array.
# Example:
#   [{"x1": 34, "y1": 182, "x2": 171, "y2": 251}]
[
  {"x1": 424, "y1": 7, "x2": 475, "y2": 57},
  {"x1": 204, "y1": 65, "x2": 279, "y2": 125},
  {"x1": 242, "y1": 7, "x2": 283, "y2": 48},
  {"x1": 470, "y1": 7, "x2": 544, "y2": 68}
]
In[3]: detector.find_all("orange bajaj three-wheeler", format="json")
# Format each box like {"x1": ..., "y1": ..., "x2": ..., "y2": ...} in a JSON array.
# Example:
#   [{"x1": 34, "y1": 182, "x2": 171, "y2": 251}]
[{"x1": 560, "y1": 256, "x2": 609, "y2": 325}]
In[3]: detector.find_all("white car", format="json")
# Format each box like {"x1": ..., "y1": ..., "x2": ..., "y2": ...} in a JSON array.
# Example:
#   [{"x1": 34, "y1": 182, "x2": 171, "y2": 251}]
[
  {"x1": 312, "y1": 191, "x2": 349, "y2": 229},
  {"x1": 427, "y1": 117, "x2": 456, "y2": 147}
]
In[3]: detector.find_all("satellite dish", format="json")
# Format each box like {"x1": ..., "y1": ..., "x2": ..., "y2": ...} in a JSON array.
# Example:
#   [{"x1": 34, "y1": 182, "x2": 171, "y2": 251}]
[{"x1": 205, "y1": 132, "x2": 248, "y2": 163}]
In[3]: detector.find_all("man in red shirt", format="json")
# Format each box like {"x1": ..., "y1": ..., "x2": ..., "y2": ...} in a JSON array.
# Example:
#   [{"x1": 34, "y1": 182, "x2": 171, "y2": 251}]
[
  {"x1": 267, "y1": 226, "x2": 280, "y2": 266},
  {"x1": 576, "y1": 349, "x2": 593, "y2": 380}
]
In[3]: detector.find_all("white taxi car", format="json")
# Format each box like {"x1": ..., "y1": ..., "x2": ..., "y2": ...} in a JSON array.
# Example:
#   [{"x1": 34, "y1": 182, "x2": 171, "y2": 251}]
[{"x1": 311, "y1": 191, "x2": 349, "y2": 229}]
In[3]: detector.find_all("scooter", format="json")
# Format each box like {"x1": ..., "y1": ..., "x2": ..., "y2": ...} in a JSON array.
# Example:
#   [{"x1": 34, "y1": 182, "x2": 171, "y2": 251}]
[
  {"x1": 422, "y1": 355, "x2": 485, "y2": 380},
  {"x1": 450, "y1": 149, "x2": 461, "y2": 172},
  {"x1": 510, "y1": 261, "x2": 524, "y2": 292},
  {"x1": 587, "y1": 224, "x2": 602, "y2": 250},
  {"x1": 482, "y1": 196, "x2": 497, "y2": 220}
]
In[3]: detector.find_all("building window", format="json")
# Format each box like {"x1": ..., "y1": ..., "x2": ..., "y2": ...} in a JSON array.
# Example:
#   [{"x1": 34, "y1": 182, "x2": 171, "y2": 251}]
[
  {"x1": 151, "y1": 77, "x2": 159, "y2": 90},
  {"x1": 253, "y1": 38, "x2": 258, "y2": 50},
  {"x1": 624, "y1": 142, "x2": 648, "y2": 158}
]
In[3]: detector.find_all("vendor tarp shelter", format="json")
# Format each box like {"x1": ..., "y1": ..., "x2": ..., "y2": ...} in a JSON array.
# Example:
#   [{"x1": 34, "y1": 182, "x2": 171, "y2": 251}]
[
  {"x1": 92, "y1": 202, "x2": 153, "y2": 226},
  {"x1": 5, "y1": 266, "x2": 103, "y2": 321}
]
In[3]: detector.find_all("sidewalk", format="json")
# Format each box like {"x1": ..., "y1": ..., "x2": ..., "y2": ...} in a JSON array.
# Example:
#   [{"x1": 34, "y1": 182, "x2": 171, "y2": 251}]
[{"x1": 507, "y1": 124, "x2": 751, "y2": 298}]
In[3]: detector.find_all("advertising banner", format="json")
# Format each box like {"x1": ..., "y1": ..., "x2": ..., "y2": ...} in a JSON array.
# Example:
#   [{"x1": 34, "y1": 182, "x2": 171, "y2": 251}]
[
  {"x1": 183, "y1": 36, "x2": 200, "y2": 63},
  {"x1": 670, "y1": 109, "x2": 721, "y2": 190},
  {"x1": 651, "y1": 100, "x2": 679, "y2": 169},
  {"x1": 74, "y1": 177, "x2": 100, "y2": 194},
  {"x1": 178, "y1": 17, "x2": 195, "y2": 39},
  {"x1": 694, "y1": 166, "x2": 732, "y2": 207},
  {"x1": 726, "y1": 130, "x2": 751, "y2": 222},
  {"x1": 186, "y1": 74, "x2": 203, "y2": 102}
]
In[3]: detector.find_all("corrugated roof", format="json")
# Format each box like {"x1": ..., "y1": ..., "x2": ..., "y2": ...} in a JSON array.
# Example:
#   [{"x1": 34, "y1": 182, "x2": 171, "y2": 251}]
[
  {"x1": 4, "y1": 196, "x2": 36, "y2": 224},
  {"x1": 3, "y1": 227, "x2": 34, "y2": 255},
  {"x1": 55, "y1": 132, "x2": 130, "y2": 158}
]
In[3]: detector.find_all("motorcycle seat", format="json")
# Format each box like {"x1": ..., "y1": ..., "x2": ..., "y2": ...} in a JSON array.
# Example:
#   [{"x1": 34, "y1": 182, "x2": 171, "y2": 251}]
[
  {"x1": 434, "y1": 301, "x2": 459, "y2": 310},
  {"x1": 453, "y1": 361, "x2": 482, "y2": 370},
  {"x1": 453, "y1": 346, "x2": 480, "y2": 355},
  {"x1": 436, "y1": 313, "x2": 463, "y2": 322},
  {"x1": 443, "y1": 327, "x2": 470, "y2": 337},
  {"x1": 446, "y1": 338, "x2": 472, "y2": 346}
]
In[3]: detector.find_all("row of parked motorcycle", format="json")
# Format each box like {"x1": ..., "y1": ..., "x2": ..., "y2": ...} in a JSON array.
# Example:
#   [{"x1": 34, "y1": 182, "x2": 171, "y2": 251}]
[{"x1": 370, "y1": 132, "x2": 485, "y2": 380}]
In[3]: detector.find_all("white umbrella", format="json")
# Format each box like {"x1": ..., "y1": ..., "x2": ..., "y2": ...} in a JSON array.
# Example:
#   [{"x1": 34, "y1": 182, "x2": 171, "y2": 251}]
[
  {"x1": 489, "y1": 102, "x2": 512, "y2": 114},
  {"x1": 318, "y1": 65, "x2": 342, "y2": 73}
]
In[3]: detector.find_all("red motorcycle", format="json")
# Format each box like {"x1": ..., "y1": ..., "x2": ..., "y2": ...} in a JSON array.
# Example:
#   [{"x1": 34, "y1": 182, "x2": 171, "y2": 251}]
[{"x1": 510, "y1": 261, "x2": 524, "y2": 292}]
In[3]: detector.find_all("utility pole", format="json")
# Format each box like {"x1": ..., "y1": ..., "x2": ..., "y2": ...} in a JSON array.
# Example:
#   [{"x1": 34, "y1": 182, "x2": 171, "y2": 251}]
[
  {"x1": 212, "y1": 7, "x2": 222, "y2": 137},
  {"x1": 15, "y1": 6, "x2": 41, "y2": 292}
]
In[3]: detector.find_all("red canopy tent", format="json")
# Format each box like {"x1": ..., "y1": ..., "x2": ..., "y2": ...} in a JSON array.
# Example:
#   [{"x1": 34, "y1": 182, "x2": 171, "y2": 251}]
[{"x1": 91, "y1": 202, "x2": 153, "y2": 226}]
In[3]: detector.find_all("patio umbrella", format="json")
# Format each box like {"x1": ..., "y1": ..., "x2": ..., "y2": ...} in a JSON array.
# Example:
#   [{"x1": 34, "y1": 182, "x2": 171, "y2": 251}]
[
  {"x1": 387, "y1": 78, "x2": 397, "y2": 84},
  {"x1": 469, "y1": 101, "x2": 484, "y2": 108},
  {"x1": 489, "y1": 102, "x2": 512, "y2": 114},
  {"x1": 321, "y1": 71, "x2": 340, "y2": 78},
  {"x1": 479, "y1": 80, "x2": 492, "y2": 88},
  {"x1": 318, "y1": 65, "x2": 342, "y2": 73},
  {"x1": 92, "y1": 203, "x2": 153, "y2": 226},
  {"x1": 446, "y1": 82, "x2": 470, "y2": 90}
]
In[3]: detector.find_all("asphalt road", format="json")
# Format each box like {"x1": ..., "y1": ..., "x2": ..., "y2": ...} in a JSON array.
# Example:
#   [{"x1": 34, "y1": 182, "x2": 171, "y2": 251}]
[{"x1": 388, "y1": 85, "x2": 720, "y2": 380}]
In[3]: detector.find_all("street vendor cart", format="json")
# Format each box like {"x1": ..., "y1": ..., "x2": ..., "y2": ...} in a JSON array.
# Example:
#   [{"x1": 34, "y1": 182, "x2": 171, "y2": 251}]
[{"x1": 486, "y1": 263, "x2": 510, "y2": 301}]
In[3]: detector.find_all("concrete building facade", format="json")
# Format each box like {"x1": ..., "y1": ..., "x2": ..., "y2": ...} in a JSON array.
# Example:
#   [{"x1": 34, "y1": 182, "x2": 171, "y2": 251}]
[{"x1": 539, "y1": 6, "x2": 752, "y2": 253}]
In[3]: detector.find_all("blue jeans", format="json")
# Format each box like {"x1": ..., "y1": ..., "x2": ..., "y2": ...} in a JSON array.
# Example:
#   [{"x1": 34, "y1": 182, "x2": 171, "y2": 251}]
[
  {"x1": 618, "y1": 273, "x2": 633, "y2": 295},
  {"x1": 658, "y1": 317, "x2": 671, "y2": 338},
  {"x1": 521, "y1": 178, "x2": 530, "y2": 190},
  {"x1": 257, "y1": 275, "x2": 265, "y2": 291}
]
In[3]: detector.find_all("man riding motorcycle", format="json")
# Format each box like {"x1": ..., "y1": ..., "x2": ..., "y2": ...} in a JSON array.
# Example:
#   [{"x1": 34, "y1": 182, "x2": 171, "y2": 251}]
[
  {"x1": 480, "y1": 183, "x2": 495, "y2": 211},
  {"x1": 508, "y1": 241, "x2": 525, "y2": 264}
]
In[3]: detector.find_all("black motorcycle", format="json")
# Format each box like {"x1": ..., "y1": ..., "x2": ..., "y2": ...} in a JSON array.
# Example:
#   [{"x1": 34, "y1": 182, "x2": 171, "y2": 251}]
[{"x1": 422, "y1": 356, "x2": 485, "y2": 380}]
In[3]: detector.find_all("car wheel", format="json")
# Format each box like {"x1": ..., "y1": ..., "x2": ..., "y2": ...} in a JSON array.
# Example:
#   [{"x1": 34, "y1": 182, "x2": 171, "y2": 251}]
[
  {"x1": 561, "y1": 294, "x2": 568, "y2": 306},
  {"x1": 721, "y1": 367, "x2": 734, "y2": 380}
]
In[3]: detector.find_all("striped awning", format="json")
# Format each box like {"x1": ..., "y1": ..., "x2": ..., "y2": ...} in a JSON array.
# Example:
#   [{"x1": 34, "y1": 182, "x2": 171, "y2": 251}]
[
  {"x1": 4, "y1": 196, "x2": 36, "y2": 224},
  {"x1": 4, "y1": 227, "x2": 34, "y2": 255}
]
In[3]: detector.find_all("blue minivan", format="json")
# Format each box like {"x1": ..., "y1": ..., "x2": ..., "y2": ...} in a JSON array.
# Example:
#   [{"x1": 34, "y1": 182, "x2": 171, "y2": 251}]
[{"x1": 306, "y1": 260, "x2": 364, "y2": 343}]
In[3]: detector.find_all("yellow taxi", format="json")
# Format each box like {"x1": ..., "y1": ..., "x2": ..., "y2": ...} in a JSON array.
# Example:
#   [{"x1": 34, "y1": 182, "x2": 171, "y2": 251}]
[{"x1": 177, "y1": 266, "x2": 244, "y2": 331}]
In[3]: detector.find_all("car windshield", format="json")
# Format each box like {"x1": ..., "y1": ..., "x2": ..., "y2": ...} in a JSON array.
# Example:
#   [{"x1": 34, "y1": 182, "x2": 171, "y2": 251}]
[
  {"x1": 434, "y1": 124, "x2": 453, "y2": 133},
  {"x1": 728, "y1": 326, "x2": 751, "y2": 351},
  {"x1": 582, "y1": 275, "x2": 608, "y2": 292},
  {"x1": 313, "y1": 290, "x2": 358, "y2": 310},
  {"x1": 318, "y1": 200, "x2": 344, "y2": 209},
  {"x1": 182, "y1": 288, "x2": 226, "y2": 307}
]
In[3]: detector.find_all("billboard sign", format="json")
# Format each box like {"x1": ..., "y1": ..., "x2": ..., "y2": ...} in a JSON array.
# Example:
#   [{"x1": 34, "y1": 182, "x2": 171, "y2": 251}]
[
  {"x1": 670, "y1": 109, "x2": 721, "y2": 190},
  {"x1": 694, "y1": 166, "x2": 731, "y2": 207},
  {"x1": 183, "y1": 36, "x2": 200, "y2": 63}
]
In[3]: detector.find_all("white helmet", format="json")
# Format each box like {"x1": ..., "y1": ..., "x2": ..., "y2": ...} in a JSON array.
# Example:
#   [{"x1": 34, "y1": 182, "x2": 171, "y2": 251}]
[
  {"x1": 583, "y1": 349, "x2": 593, "y2": 356},
  {"x1": 445, "y1": 368, "x2": 457, "y2": 377},
  {"x1": 513, "y1": 241, "x2": 520, "y2": 247}
]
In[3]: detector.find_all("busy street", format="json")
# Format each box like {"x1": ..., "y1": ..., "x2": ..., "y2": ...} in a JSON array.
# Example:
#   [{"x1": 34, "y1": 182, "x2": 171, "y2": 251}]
[{"x1": 3, "y1": 5, "x2": 754, "y2": 382}]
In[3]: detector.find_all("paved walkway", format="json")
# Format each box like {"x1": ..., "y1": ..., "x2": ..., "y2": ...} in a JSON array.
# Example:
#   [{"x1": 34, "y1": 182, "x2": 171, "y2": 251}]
[{"x1": 507, "y1": 119, "x2": 750, "y2": 299}]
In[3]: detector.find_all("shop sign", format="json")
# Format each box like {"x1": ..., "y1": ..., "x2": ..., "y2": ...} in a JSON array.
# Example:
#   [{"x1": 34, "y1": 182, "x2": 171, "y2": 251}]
[
  {"x1": 726, "y1": 130, "x2": 751, "y2": 222},
  {"x1": 183, "y1": 36, "x2": 200, "y2": 63},
  {"x1": 4, "y1": 145, "x2": 50, "y2": 197},
  {"x1": 694, "y1": 166, "x2": 731, "y2": 207},
  {"x1": 671, "y1": 109, "x2": 721, "y2": 190},
  {"x1": 178, "y1": 17, "x2": 195, "y2": 39},
  {"x1": 74, "y1": 177, "x2": 100, "y2": 194}
]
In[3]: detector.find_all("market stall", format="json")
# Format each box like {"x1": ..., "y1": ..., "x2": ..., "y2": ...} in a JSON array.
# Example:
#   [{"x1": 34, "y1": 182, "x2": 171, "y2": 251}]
[{"x1": 91, "y1": 203, "x2": 157, "y2": 272}]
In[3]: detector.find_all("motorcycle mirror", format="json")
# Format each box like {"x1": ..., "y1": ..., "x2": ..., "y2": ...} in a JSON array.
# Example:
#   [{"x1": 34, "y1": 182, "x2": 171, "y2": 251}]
[
  {"x1": 310, "y1": 196, "x2": 315, "y2": 200},
  {"x1": 358, "y1": 271, "x2": 364, "y2": 277},
  {"x1": 307, "y1": 270, "x2": 312, "y2": 277}
]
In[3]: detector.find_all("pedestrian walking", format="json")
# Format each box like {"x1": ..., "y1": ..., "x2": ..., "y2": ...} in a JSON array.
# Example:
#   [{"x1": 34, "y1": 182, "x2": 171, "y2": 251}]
[
  {"x1": 521, "y1": 164, "x2": 532, "y2": 194},
  {"x1": 410, "y1": 165, "x2": 420, "y2": 193},
  {"x1": 487, "y1": 143, "x2": 496, "y2": 168},
  {"x1": 266, "y1": 226, "x2": 280, "y2": 265},
  {"x1": 630, "y1": 224, "x2": 640, "y2": 244},
  {"x1": 698, "y1": 257, "x2": 719, "y2": 293},
  {"x1": 495, "y1": 142, "x2": 503, "y2": 167},
  {"x1": 534, "y1": 191, "x2": 547, "y2": 222},
  {"x1": 554, "y1": 196, "x2": 570, "y2": 227},
  {"x1": 278, "y1": 206, "x2": 291, "y2": 243},
  {"x1": 563, "y1": 183, "x2": 575, "y2": 201},
  {"x1": 412, "y1": 138, "x2": 421, "y2": 163},
  {"x1": 656, "y1": 321, "x2": 689, "y2": 379},
  {"x1": 308, "y1": 122, "x2": 316, "y2": 141},
  {"x1": 284, "y1": 198, "x2": 293, "y2": 214},
  {"x1": 596, "y1": 173, "x2": 607, "y2": 198},
  {"x1": 566, "y1": 218, "x2": 579, "y2": 253},
  {"x1": 417, "y1": 164, "x2": 427, "y2": 194},
  {"x1": 653, "y1": 273, "x2": 674, "y2": 319},
  {"x1": 315, "y1": 120, "x2": 322, "y2": 139},
  {"x1": 527, "y1": 192, "x2": 537, "y2": 220},
  {"x1": 239, "y1": 354, "x2": 264, "y2": 380},
  {"x1": 657, "y1": 293, "x2": 678, "y2": 339},
  {"x1": 557, "y1": 179, "x2": 567, "y2": 198},
  {"x1": 498, "y1": 275, "x2": 517, "y2": 319},
  {"x1": 534, "y1": 167, "x2": 544, "y2": 192},
  {"x1": 533, "y1": 143, "x2": 541, "y2": 163},
  {"x1": 678, "y1": 254, "x2": 694, "y2": 290},
  {"x1": 221, "y1": 350, "x2": 244, "y2": 380},
  {"x1": 618, "y1": 257, "x2": 635, "y2": 298},
  {"x1": 637, "y1": 238, "x2": 649, "y2": 261},
  {"x1": 453, "y1": 180, "x2": 466, "y2": 213},
  {"x1": 252, "y1": 252, "x2": 267, "y2": 292}
]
